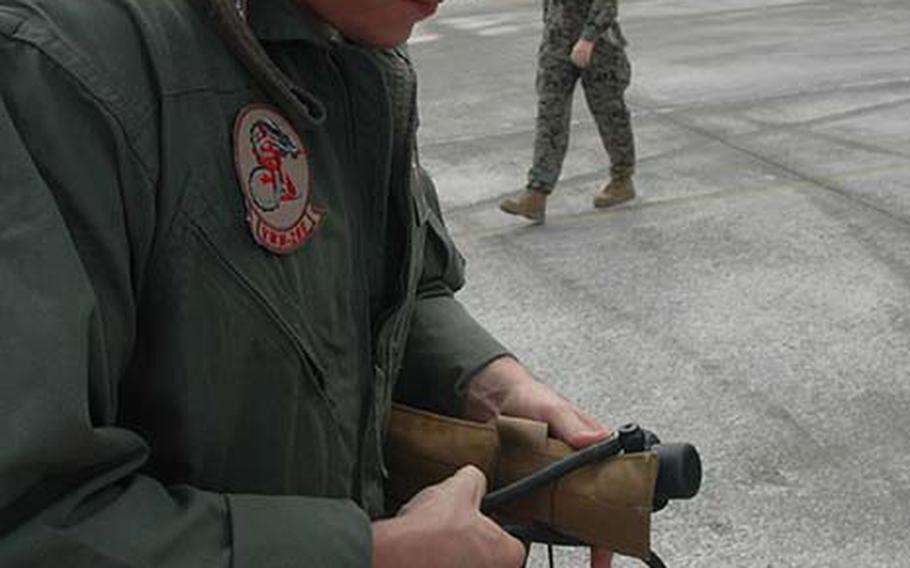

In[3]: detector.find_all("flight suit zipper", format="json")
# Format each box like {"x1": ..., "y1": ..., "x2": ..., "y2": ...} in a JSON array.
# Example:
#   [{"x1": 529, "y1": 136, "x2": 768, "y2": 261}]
[
  {"x1": 372, "y1": 69, "x2": 423, "y2": 481},
  {"x1": 187, "y1": 217, "x2": 341, "y2": 426}
]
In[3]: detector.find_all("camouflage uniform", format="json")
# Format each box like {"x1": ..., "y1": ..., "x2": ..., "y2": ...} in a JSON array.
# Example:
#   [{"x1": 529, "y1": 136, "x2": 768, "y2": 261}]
[{"x1": 528, "y1": 0, "x2": 635, "y2": 192}]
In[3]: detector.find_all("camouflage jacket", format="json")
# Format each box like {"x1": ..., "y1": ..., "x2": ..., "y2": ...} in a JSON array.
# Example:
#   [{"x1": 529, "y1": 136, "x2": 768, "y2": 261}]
[{"x1": 543, "y1": 0, "x2": 628, "y2": 50}]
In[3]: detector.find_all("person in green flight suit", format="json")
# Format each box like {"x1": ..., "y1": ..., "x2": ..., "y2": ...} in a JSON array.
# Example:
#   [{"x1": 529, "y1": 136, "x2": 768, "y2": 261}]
[{"x1": 0, "y1": 0, "x2": 612, "y2": 566}]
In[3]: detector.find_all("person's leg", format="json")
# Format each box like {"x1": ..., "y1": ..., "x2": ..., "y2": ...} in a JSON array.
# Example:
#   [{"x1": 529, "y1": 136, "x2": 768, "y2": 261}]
[
  {"x1": 581, "y1": 44, "x2": 635, "y2": 182},
  {"x1": 527, "y1": 53, "x2": 581, "y2": 193},
  {"x1": 501, "y1": 51, "x2": 579, "y2": 222}
]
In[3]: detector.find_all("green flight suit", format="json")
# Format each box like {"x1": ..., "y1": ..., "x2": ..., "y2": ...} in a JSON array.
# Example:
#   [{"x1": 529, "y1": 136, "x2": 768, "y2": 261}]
[{"x1": 0, "y1": 0, "x2": 509, "y2": 565}]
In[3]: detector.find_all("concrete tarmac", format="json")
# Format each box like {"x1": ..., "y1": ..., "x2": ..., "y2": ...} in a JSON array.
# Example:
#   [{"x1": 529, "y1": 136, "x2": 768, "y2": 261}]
[{"x1": 410, "y1": 1, "x2": 910, "y2": 566}]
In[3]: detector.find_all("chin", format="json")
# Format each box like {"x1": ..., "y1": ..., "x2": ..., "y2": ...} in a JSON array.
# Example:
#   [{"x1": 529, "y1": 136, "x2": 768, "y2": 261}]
[{"x1": 356, "y1": 26, "x2": 414, "y2": 48}]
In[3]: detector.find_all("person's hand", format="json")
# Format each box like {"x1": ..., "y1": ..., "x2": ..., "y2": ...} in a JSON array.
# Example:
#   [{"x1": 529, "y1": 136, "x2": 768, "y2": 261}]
[
  {"x1": 464, "y1": 356, "x2": 608, "y2": 448},
  {"x1": 464, "y1": 356, "x2": 614, "y2": 568},
  {"x1": 570, "y1": 39, "x2": 595, "y2": 69},
  {"x1": 372, "y1": 465, "x2": 526, "y2": 568}
]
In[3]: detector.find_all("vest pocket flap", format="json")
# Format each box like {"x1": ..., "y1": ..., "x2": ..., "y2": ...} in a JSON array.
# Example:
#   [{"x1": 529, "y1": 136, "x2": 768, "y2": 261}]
[{"x1": 410, "y1": 164, "x2": 432, "y2": 226}]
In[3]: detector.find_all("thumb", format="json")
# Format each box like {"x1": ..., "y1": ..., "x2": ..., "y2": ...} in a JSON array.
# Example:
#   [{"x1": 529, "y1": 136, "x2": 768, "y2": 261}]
[
  {"x1": 451, "y1": 465, "x2": 488, "y2": 508},
  {"x1": 548, "y1": 408, "x2": 610, "y2": 449}
]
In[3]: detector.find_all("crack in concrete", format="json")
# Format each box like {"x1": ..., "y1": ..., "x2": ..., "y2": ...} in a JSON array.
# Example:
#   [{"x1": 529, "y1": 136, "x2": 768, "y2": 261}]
[{"x1": 656, "y1": 110, "x2": 910, "y2": 234}]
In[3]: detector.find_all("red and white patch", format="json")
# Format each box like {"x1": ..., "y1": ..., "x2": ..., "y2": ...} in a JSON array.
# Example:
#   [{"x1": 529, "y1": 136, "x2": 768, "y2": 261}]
[{"x1": 234, "y1": 105, "x2": 326, "y2": 254}]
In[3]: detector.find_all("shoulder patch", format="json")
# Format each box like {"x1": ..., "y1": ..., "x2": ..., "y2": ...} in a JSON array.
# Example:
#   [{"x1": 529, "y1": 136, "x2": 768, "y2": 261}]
[{"x1": 233, "y1": 104, "x2": 326, "y2": 254}]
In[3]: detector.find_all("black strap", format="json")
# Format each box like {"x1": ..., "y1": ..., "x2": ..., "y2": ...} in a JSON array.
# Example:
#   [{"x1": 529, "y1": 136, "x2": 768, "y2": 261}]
[
  {"x1": 646, "y1": 550, "x2": 668, "y2": 568},
  {"x1": 506, "y1": 526, "x2": 669, "y2": 568},
  {"x1": 482, "y1": 434, "x2": 623, "y2": 512}
]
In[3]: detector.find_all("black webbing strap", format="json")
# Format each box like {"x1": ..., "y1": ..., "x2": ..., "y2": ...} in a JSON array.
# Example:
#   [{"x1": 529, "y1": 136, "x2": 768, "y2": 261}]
[
  {"x1": 646, "y1": 550, "x2": 668, "y2": 568},
  {"x1": 481, "y1": 434, "x2": 623, "y2": 513},
  {"x1": 506, "y1": 525, "x2": 668, "y2": 568}
]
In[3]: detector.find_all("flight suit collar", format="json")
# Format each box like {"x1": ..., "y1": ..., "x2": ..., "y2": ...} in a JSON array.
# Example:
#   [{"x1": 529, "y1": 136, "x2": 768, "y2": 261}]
[{"x1": 247, "y1": 0, "x2": 341, "y2": 45}]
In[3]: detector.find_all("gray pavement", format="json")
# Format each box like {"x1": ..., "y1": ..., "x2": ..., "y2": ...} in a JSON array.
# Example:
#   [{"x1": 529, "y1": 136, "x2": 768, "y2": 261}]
[{"x1": 410, "y1": 1, "x2": 910, "y2": 566}]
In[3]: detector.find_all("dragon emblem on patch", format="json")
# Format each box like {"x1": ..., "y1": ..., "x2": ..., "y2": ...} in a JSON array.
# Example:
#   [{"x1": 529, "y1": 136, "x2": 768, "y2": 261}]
[{"x1": 233, "y1": 105, "x2": 325, "y2": 254}]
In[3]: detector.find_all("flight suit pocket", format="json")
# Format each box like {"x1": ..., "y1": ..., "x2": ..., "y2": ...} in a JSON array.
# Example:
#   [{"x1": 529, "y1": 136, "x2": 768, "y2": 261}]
[
  {"x1": 410, "y1": 162, "x2": 431, "y2": 227},
  {"x1": 419, "y1": 172, "x2": 466, "y2": 292}
]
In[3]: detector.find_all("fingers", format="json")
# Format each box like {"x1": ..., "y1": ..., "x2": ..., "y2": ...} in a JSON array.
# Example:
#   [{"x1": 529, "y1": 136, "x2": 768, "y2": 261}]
[
  {"x1": 502, "y1": 530, "x2": 529, "y2": 566},
  {"x1": 570, "y1": 43, "x2": 593, "y2": 69},
  {"x1": 576, "y1": 408, "x2": 607, "y2": 432},
  {"x1": 591, "y1": 548, "x2": 613, "y2": 568},
  {"x1": 546, "y1": 405, "x2": 610, "y2": 449},
  {"x1": 460, "y1": 469, "x2": 525, "y2": 566},
  {"x1": 399, "y1": 465, "x2": 488, "y2": 515},
  {"x1": 571, "y1": 50, "x2": 588, "y2": 69},
  {"x1": 382, "y1": 466, "x2": 526, "y2": 568},
  {"x1": 479, "y1": 515, "x2": 527, "y2": 567},
  {"x1": 481, "y1": 515, "x2": 529, "y2": 567},
  {"x1": 458, "y1": 468, "x2": 525, "y2": 566},
  {"x1": 451, "y1": 465, "x2": 488, "y2": 508}
]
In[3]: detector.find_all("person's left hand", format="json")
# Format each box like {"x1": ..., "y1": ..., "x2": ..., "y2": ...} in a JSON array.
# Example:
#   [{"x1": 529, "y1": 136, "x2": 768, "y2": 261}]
[
  {"x1": 570, "y1": 39, "x2": 595, "y2": 69},
  {"x1": 464, "y1": 356, "x2": 613, "y2": 568}
]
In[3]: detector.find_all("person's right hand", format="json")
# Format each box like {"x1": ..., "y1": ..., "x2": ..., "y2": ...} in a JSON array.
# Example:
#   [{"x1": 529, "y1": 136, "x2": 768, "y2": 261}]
[
  {"x1": 570, "y1": 38, "x2": 595, "y2": 68},
  {"x1": 372, "y1": 465, "x2": 526, "y2": 568}
]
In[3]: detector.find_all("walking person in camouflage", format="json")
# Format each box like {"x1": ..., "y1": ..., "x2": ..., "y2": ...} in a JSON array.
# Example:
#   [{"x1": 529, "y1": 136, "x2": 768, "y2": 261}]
[{"x1": 500, "y1": 0, "x2": 636, "y2": 223}]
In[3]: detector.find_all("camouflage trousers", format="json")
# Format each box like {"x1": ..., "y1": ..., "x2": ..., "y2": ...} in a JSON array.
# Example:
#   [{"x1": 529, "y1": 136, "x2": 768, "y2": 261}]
[{"x1": 528, "y1": 43, "x2": 635, "y2": 192}]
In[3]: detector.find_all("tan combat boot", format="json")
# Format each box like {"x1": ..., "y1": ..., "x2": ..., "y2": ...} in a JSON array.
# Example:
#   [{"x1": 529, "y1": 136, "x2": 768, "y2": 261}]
[
  {"x1": 593, "y1": 176, "x2": 635, "y2": 209},
  {"x1": 499, "y1": 188, "x2": 548, "y2": 223}
]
